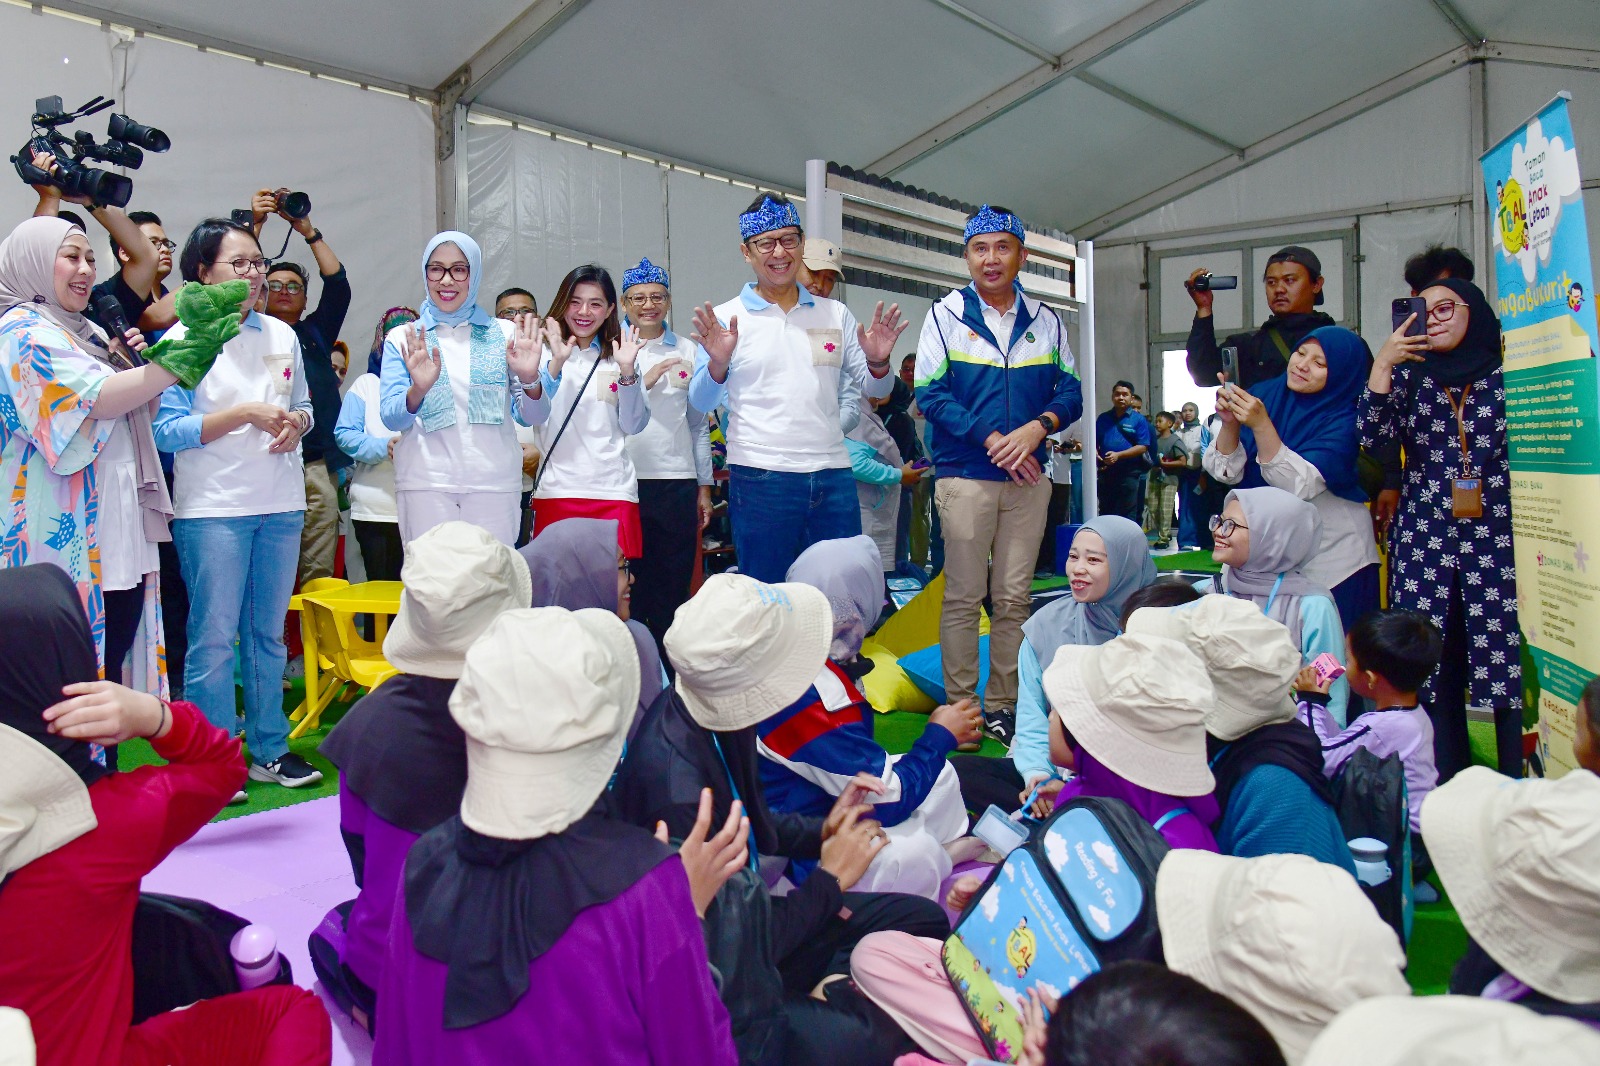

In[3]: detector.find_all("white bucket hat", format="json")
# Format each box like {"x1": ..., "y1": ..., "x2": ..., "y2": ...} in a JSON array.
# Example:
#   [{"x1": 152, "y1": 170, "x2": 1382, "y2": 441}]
[
  {"x1": 449, "y1": 607, "x2": 638, "y2": 840},
  {"x1": 1156, "y1": 850, "x2": 1409, "y2": 1064},
  {"x1": 0, "y1": 1007, "x2": 35, "y2": 1066},
  {"x1": 1304, "y1": 995, "x2": 1600, "y2": 1066},
  {"x1": 1421, "y1": 766, "x2": 1600, "y2": 1002},
  {"x1": 1042, "y1": 633, "x2": 1216, "y2": 796},
  {"x1": 384, "y1": 521, "x2": 532, "y2": 679},
  {"x1": 665, "y1": 573, "x2": 832, "y2": 732},
  {"x1": 0, "y1": 723, "x2": 96, "y2": 881},
  {"x1": 1126, "y1": 595, "x2": 1302, "y2": 741}
]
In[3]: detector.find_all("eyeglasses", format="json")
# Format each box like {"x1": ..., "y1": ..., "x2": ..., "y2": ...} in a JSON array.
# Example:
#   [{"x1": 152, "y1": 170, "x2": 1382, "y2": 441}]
[
  {"x1": 747, "y1": 233, "x2": 802, "y2": 255},
  {"x1": 266, "y1": 281, "x2": 305, "y2": 295},
  {"x1": 222, "y1": 257, "x2": 270, "y2": 276},
  {"x1": 1208, "y1": 516, "x2": 1248, "y2": 537},
  {"x1": 425, "y1": 263, "x2": 471, "y2": 282},
  {"x1": 1426, "y1": 300, "x2": 1459, "y2": 323},
  {"x1": 497, "y1": 307, "x2": 538, "y2": 319},
  {"x1": 626, "y1": 293, "x2": 668, "y2": 307},
  {"x1": 617, "y1": 560, "x2": 632, "y2": 577},
  {"x1": 148, "y1": 237, "x2": 176, "y2": 252}
]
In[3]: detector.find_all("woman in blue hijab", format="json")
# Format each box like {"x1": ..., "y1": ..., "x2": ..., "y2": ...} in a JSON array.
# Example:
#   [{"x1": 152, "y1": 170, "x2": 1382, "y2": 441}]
[
  {"x1": 378, "y1": 231, "x2": 552, "y2": 546},
  {"x1": 1203, "y1": 325, "x2": 1380, "y2": 629}
]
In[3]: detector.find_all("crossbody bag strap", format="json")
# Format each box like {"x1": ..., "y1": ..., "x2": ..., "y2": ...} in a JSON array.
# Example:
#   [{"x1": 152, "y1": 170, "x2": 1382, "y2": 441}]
[
  {"x1": 531, "y1": 355, "x2": 603, "y2": 493},
  {"x1": 1266, "y1": 328, "x2": 1292, "y2": 362}
]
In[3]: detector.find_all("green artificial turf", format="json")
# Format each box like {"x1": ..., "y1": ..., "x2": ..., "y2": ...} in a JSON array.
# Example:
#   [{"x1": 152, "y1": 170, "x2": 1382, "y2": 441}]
[
  {"x1": 1155, "y1": 548, "x2": 1221, "y2": 574},
  {"x1": 118, "y1": 677, "x2": 353, "y2": 821}
]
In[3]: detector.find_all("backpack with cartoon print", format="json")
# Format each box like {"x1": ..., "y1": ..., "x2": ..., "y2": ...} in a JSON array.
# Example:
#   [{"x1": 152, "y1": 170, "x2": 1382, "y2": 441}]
[{"x1": 940, "y1": 796, "x2": 1170, "y2": 1063}]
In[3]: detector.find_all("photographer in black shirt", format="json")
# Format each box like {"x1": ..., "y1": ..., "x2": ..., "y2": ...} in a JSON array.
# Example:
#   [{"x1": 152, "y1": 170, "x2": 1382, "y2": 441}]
[
  {"x1": 1185, "y1": 245, "x2": 1334, "y2": 389},
  {"x1": 253, "y1": 186, "x2": 351, "y2": 584}
]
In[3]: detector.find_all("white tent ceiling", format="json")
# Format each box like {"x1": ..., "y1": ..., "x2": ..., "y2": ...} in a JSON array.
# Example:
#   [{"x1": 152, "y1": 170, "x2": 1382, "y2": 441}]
[{"x1": 48, "y1": 0, "x2": 1600, "y2": 236}]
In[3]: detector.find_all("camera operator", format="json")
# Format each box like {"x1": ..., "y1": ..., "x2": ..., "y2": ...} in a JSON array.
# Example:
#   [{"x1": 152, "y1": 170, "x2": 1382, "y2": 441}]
[
  {"x1": 253, "y1": 187, "x2": 352, "y2": 585},
  {"x1": 1184, "y1": 246, "x2": 1334, "y2": 389},
  {"x1": 27, "y1": 150, "x2": 162, "y2": 336}
]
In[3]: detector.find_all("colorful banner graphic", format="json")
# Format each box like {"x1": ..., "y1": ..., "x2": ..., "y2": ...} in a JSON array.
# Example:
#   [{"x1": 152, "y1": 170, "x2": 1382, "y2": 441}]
[{"x1": 1481, "y1": 93, "x2": 1600, "y2": 777}]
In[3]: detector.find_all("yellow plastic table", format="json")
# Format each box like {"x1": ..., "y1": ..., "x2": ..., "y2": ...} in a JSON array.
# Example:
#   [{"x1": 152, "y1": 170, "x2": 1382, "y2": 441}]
[{"x1": 286, "y1": 581, "x2": 404, "y2": 730}]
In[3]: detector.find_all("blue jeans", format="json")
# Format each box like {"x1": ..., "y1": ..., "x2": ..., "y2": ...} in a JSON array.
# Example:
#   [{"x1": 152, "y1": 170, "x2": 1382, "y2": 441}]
[
  {"x1": 728, "y1": 464, "x2": 861, "y2": 582},
  {"x1": 174, "y1": 511, "x2": 303, "y2": 765},
  {"x1": 1176, "y1": 470, "x2": 1202, "y2": 546}
]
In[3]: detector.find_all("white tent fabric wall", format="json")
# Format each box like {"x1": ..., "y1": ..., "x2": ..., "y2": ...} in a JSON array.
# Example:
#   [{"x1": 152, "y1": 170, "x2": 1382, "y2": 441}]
[{"x1": 0, "y1": 4, "x2": 436, "y2": 370}]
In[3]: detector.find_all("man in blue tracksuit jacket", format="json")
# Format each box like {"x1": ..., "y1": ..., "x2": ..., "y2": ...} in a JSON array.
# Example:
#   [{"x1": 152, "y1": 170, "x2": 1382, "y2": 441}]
[{"x1": 914, "y1": 205, "x2": 1082, "y2": 747}]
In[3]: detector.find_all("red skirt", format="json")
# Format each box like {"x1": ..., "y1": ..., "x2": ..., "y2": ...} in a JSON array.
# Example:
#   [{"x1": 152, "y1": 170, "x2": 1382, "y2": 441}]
[{"x1": 531, "y1": 497, "x2": 644, "y2": 558}]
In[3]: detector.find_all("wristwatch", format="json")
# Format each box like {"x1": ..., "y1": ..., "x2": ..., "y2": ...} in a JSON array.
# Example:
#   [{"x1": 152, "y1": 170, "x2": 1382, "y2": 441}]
[
  {"x1": 305, "y1": 229, "x2": 324, "y2": 245},
  {"x1": 1036, "y1": 415, "x2": 1054, "y2": 435}
]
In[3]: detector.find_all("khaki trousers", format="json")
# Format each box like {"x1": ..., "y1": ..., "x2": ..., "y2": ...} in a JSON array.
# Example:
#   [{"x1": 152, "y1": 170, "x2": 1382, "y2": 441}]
[
  {"x1": 297, "y1": 459, "x2": 339, "y2": 584},
  {"x1": 934, "y1": 476, "x2": 1051, "y2": 708}
]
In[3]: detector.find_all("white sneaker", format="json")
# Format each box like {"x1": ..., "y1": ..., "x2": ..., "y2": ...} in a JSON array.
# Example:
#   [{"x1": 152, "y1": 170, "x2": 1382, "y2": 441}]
[{"x1": 229, "y1": 789, "x2": 248, "y2": 805}]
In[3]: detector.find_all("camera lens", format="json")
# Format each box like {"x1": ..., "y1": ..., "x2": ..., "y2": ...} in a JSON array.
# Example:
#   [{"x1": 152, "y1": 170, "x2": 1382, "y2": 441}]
[
  {"x1": 279, "y1": 191, "x2": 311, "y2": 220},
  {"x1": 107, "y1": 114, "x2": 170, "y2": 154}
]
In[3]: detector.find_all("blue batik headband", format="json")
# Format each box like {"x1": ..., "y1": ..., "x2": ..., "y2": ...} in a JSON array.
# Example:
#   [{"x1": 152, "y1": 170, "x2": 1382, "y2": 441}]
[
  {"x1": 963, "y1": 204, "x2": 1026, "y2": 245},
  {"x1": 739, "y1": 197, "x2": 802, "y2": 240},
  {"x1": 621, "y1": 256, "x2": 670, "y2": 291}
]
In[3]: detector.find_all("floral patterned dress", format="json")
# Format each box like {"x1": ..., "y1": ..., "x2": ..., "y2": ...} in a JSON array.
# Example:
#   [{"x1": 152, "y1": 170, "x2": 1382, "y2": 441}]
[
  {"x1": 1358, "y1": 364, "x2": 1520, "y2": 709},
  {"x1": 0, "y1": 305, "x2": 165, "y2": 690}
]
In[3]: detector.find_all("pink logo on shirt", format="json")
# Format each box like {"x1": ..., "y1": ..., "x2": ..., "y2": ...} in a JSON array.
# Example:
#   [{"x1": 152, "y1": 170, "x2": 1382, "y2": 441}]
[
  {"x1": 824, "y1": 342, "x2": 836, "y2": 353},
  {"x1": 282, "y1": 368, "x2": 292, "y2": 381},
  {"x1": 609, "y1": 382, "x2": 619, "y2": 392}
]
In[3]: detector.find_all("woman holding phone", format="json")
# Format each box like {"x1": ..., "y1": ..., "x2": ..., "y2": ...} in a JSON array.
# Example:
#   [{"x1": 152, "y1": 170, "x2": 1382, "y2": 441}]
[
  {"x1": 531, "y1": 264, "x2": 650, "y2": 556},
  {"x1": 1203, "y1": 325, "x2": 1380, "y2": 628},
  {"x1": 1360, "y1": 278, "x2": 1519, "y2": 783}
]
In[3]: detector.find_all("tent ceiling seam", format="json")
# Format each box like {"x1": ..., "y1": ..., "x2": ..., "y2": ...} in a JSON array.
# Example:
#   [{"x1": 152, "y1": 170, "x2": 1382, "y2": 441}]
[
  {"x1": 1429, "y1": 0, "x2": 1486, "y2": 46},
  {"x1": 1075, "y1": 71, "x2": 1243, "y2": 156},
  {"x1": 865, "y1": 0, "x2": 1210, "y2": 175}
]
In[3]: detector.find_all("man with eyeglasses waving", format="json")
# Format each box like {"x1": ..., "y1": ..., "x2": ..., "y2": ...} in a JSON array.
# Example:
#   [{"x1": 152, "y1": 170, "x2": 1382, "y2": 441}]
[
  {"x1": 253, "y1": 187, "x2": 352, "y2": 585},
  {"x1": 690, "y1": 191, "x2": 904, "y2": 581}
]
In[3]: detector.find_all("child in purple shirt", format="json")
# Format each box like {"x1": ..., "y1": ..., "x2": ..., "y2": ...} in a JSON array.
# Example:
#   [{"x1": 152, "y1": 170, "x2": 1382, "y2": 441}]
[{"x1": 1295, "y1": 609, "x2": 1442, "y2": 833}]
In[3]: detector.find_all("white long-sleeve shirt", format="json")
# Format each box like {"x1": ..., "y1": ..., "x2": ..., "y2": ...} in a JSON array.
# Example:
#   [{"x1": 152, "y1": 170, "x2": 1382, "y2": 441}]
[
  {"x1": 1203, "y1": 438, "x2": 1378, "y2": 589},
  {"x1": 535, "y1": 341, "x2": 651, "y2": 502}
]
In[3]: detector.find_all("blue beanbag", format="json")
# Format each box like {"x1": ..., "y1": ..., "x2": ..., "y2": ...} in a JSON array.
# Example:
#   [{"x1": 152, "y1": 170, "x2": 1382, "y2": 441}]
[{"x1": 897, "y1": 636, "x2": 990, "y2": 705}]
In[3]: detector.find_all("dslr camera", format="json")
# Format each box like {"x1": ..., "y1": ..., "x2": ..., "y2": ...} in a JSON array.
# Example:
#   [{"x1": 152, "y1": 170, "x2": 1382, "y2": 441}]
[
  {"x1": 11, "y1": 96, "x2": 169, "y2": 209},
  {"x1": 232, "y1": 190, "x2": 312, "y2": 229}
]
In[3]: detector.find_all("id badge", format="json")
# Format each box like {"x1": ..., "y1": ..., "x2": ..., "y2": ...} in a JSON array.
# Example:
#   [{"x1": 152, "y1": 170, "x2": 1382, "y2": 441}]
[{"x1": 1452, "y1": 475, "x2": 1483, "y2": 519}]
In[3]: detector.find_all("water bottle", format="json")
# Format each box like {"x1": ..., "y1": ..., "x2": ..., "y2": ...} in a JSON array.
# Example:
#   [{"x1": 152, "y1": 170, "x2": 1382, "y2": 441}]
[
  {"x1": 1348, "y1": 837, "x2": 1392, "y2": 888},
  {"x1": 231, "y1": 924, "x2": 280, "y2": 990}
]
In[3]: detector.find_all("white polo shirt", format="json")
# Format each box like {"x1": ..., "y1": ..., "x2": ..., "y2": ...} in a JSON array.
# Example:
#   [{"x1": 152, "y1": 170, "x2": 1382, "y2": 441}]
[
  {"x1": 689, "y1": 283, "x2": 893, "y2": 473},
  {"x1": 627, "y1": 329, "x2": 712, "y2": 483}
]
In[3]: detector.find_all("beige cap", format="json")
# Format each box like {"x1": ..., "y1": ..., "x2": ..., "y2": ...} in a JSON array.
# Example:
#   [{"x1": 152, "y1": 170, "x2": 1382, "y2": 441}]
[
  {"x1": 1043, "y1": 633, "x2": 1215, "y2": 796},
  {"x1": 384, "y1": 521, "x2": 532, "y2": 679},
  {"x1": 1421, "y1": 766, "x2": 1600, "y2": 1002},
  {"x1": 450, "y1": 607, "x2": 638, "y2": 839},
  {"x1": 1126, "y1": 596, "x2": 1302, "y2": 741},
  {"x1": 0, "y1": 723, "x2": 96, "y2": 881},
  {"x1": 802, "y1": 238, "x2": 844, "y2": 277},
  {"x1": 0, "y1": 1007, "x2": 35, "y2": 1066},
  {"x1": 1305, "y1": 995, "x2": 1600, "y2": 1066},
  {"x1": 1157, "y1": 851, "x2": 1409, "y2": 1064},
  {"x1": 666, "y1": 573, "x2": 832, "y2": 732}
]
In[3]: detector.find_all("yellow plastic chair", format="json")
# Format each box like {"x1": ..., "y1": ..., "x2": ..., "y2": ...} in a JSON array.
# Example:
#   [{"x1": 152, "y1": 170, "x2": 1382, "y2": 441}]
[
  {"x1": 287, "y1": 594, "x2": 398, "y2": 739},
  {"x1": 287, "y1": 577, "x2": 348, "y2": 728}
]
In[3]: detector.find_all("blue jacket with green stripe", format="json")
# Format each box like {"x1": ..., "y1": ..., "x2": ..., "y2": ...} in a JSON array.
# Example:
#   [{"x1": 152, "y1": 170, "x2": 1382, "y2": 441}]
[{"x1": 913, "y1": 284, "x2": 1082, "y2": 482}]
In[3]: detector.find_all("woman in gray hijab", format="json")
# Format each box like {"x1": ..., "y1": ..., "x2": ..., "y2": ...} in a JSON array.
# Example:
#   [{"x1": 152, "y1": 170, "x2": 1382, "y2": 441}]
[
  {"x1": 952, "y1": 515, "x2": 1157, "y2": 814},
  {"x1": 0, "y1": 215, "x2": 185, "y2": 697},
  {"x1": 519, "y1": 516, "x2": 664, "y2": 732},
  {"x1": 1207, "y1": 486, "x2": 1349, "y2": 724}
]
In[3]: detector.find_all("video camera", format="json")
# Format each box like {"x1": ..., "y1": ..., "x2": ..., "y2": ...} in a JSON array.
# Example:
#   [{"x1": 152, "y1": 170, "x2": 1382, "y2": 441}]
[{"x1": 11, "y1": 96, "x2": 170, "y2": 209}]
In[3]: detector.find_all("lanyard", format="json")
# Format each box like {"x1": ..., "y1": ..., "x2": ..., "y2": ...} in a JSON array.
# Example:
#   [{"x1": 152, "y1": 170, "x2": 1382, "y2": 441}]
[
  {"x1": 1153, "y1": 807, "x2": 1192, "y2": 831},
  {"x1": 711, "y1": 735, "x2": 762, "y2": 873},
  {"x1": 1441, "y1": 382, "x2": 1476, "y2": 475},
  {"x1": 1262, "y1": 573, "x2": 1285, "y2": 616}
]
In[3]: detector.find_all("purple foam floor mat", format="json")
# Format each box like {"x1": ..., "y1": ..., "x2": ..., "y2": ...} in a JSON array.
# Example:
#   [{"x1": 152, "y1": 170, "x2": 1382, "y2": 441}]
[{"x1": 145, "y1": 796, "x2": 371, "y2": 1066}]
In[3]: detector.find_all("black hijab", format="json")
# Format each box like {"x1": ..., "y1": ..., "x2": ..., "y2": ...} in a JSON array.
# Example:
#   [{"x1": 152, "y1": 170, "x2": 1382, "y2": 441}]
[
  {"x1": 0, "y1": 565, "x2": 110, "y2": 788},
  {"x1": 1414, "y1": 277, "x2": 1503, "y2": 389},
  {"x1": 404, "y1": 803, "x2": 673, "y2": 1029},
  {"x1": 1206, "y1": 719, "x2": 1335, "y2": 813},
  {"x1": 320, "y1": 675, "x2": 465, "y2": 835}
]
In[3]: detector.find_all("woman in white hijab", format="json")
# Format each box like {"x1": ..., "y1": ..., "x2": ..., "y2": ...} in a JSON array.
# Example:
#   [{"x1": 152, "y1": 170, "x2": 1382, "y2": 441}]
[{"x1": 0, "y1": 215, "x2": 190, "y2": 697}]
